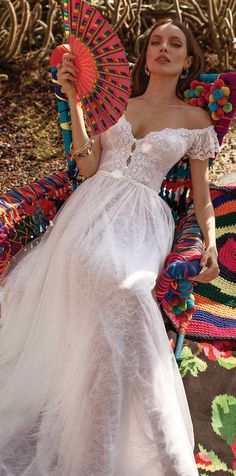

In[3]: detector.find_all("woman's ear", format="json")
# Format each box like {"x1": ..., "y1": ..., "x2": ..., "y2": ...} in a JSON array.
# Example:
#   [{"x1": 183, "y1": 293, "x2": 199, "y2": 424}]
[{"x1": 185, "y1": 55, "x2": 193, "y2": 69}]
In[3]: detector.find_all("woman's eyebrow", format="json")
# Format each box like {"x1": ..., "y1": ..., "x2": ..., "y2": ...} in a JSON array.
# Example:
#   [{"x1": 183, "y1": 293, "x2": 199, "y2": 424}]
[{"x1": 151, "y1": 34, "x2": 183, "y2": 42}]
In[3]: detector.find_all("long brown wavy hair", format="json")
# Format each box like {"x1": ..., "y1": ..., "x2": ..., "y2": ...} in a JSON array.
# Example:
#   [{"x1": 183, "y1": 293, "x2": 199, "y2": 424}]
[{"x1": 131, "y1": 18, "x2": 204, "y2": 99}]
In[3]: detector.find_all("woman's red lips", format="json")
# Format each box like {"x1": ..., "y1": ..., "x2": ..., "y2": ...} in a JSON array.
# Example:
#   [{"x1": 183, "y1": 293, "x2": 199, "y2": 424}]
[{"x1": 155, "y1": 56, "x2": 170, "y2": 62}]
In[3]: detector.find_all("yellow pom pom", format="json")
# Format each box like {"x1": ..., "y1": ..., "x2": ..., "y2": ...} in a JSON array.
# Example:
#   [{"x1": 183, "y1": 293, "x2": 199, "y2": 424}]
[
  {"x1": 221, "y1": 86, "x2": 230, "y2": 97},
  {"x1": 209, "y1": 94, "x2": 215, "y2": 103},
  {"x1": 211, "y1": 111, "x2": 219, "y2": 121}
]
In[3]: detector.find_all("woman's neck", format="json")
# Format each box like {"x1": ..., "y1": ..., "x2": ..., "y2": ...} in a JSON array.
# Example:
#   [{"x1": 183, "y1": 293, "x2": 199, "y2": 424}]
[{"x1": 140, "y1": 74, "x2": 180, "y2": 106}]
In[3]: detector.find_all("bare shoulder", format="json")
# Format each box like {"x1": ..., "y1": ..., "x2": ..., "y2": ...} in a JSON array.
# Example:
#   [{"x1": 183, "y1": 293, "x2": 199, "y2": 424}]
[{"x1": 183, "y1": 103, "x2": 213, "y2": 129}]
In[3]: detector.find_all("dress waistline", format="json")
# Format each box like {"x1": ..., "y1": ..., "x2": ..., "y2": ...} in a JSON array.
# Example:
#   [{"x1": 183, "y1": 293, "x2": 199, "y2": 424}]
[
  {"x1": 95, "y1": 170, "x2": 161, "y2": 199},
  {"x1": 95, "y1": 170, "x2": 175, "y2": 226}
]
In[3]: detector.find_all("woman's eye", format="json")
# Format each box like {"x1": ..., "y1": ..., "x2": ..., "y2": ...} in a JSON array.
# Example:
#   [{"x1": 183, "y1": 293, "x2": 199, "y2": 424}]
[{"x1": 150, "y1": 41, "x2": 182, "y2": 47}]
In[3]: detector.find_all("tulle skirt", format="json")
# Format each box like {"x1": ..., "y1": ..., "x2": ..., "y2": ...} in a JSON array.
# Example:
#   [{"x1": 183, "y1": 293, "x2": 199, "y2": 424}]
[{"x1": 0, "y1": 170, "x2": 199, "y2": 475}]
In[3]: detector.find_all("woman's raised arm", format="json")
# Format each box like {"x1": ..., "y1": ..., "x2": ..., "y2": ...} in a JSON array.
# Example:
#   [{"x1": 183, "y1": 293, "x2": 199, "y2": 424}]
[{"x1": 57, "y1": 52, "x2": 102, "y2": 177}]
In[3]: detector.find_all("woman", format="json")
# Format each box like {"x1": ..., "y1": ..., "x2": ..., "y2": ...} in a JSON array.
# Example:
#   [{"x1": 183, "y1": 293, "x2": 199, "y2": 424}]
[{"x1": 0, "y1": 17, "x2": 220, "y2": 476}]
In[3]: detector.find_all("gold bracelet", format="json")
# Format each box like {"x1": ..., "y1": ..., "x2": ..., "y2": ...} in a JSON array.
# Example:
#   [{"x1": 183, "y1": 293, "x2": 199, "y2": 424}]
[
  {"x1": 70, "y1": 138, "x2": 94, "y2": 154},
  {"x1": 70, "y1": 138, "x2": 95, "y2": 161},
  {"x1": 75, "y1": 145, "x2": 94, "y2": 160}
]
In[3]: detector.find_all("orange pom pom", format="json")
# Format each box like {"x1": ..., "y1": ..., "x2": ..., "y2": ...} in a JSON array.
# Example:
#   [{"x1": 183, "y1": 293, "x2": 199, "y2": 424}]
[
  {"x1": 217, "y1": 96, "x2": 227, "y2": 106},
  {"x1": 215, "y1": 107, "x2": 224, "y2": 118}
]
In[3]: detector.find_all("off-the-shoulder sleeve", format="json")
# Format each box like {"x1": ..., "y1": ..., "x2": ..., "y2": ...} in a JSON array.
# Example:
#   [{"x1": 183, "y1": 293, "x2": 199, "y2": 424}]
[{"x1": 187, "y1": 126, "x2": 220, "y2": 161}]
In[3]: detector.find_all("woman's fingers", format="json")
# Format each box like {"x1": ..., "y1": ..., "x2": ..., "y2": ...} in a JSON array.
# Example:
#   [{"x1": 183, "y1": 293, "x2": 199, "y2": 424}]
[
  {"x1": 188, "y1": 263, "x2": 220, "y2": 283},
  {"x1": 200, "y1": 251, "x2": 208, "y2": 266},
  {"x1": 59, "y1": 60, "x2": 78, "y2": 78},
  {"x1": 57, "y1": 60, "x2": 77, "y2": 75},
  {"x1": 56, "y1": 62, "x2": 78, "y2": 85},
  {"x1": 57, "y1": 53, "x2": 78, "y2": 82},
  {"x1": 62, "y1": 52, "x2": 76, "y2": 65},
  {"x1": 61, "y1": 64, "x2": 77, "y2": 77},
  {"x1": 60, "y1": 72, "x2": 77, "y2": 82},
  {"x1": 62, "y1": 52, "x2": 72, "y2": 63}
]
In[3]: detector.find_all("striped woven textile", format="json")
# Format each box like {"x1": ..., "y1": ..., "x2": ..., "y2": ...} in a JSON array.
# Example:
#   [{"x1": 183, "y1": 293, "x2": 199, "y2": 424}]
[
  {"x1": 161, "y1": 185, "x2": 236, "y2": 339},
  {"x1": 0, "y1": 171, "x2": 73, "y2": 276}
]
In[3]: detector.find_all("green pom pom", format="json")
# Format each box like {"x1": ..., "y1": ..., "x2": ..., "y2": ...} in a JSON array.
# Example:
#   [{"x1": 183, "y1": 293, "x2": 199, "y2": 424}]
[
  {"x1": 178, "y1": 301, "x2": 187, "y2": 311},
  {"x1": 195, "y1": 85, "x2": 203, "y2": 97},
  {"x1": 183, "y1": 89, "x2": 190, "y2": 98},
  {"x1": 223, "y1": 102, "x2": 233, "y2": 113}
]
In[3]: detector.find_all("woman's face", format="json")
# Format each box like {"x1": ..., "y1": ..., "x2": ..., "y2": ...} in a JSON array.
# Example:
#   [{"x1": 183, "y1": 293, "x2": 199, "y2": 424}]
[{"x1": 146, "y1": 22, "x2": 192, "y2": 77}]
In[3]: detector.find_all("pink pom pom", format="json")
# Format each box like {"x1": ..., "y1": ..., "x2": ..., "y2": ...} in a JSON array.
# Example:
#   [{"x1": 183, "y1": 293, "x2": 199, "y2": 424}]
[
  {"x1": 190, "y1": 98, "x2": 198, "y2": 106},
  {"x1": 214, "y1": 78, "x2": 224, "y2": 88},
  {"x1": 197, "y1": 97, "x2": 206, "y2": 107},
  {"x1": 170, "y1": 296, "x2": 179, "y2": 307},
  {"x1": 190, "y1": 80, "x2": 199, "y2": 89},
  {"x1": 218, "y1": 96, "x2": 227, "y2": 106}
]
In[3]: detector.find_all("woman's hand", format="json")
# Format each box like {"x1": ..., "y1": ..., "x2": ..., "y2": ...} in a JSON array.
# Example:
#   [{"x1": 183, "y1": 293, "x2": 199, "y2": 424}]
[
  {"x1": 189, "y1": 246, "x2": 220, "y2": 283},
  {"x1": 57, "y1": 51, "x2": 78, "y2": 100}
]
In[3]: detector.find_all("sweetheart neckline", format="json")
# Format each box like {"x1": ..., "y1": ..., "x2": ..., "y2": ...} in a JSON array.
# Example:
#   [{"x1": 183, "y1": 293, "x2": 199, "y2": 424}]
[{"x1": 120, "y1": 113, "x2": 215, "y2": 142}]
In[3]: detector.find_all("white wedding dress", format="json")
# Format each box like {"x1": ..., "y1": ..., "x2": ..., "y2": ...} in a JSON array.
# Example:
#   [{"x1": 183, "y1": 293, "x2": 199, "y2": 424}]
[{"x1": 0, "y1": 113, "x2": 219, "y2": 476}]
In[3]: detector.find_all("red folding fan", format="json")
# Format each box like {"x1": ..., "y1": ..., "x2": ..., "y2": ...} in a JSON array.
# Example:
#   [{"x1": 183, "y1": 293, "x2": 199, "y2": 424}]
[{"x1": 52, "y1": 0, "x2": 131, "y2": 135}]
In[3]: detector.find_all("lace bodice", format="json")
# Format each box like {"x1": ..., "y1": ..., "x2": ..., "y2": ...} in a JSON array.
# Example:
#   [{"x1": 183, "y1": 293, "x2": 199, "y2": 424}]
[{"x1": 98, "y1": 114, "x2": 220, "y2": 193}]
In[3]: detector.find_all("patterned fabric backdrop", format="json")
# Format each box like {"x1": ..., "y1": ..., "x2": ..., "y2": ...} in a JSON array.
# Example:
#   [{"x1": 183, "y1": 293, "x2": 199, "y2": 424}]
[{"x1": 166, "y1": 320, "x2": 236, "y2": 476}]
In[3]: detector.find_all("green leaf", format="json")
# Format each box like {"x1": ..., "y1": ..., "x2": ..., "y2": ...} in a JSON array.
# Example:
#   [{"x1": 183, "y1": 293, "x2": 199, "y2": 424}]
[
  {"x1": 197, "y1": 444, "x2": 232, "y2": 473},
  {"x1": 217, "y1": 355, "x2": 236, "y2": 369},
  {"x1": 211, "y1": 394, "x2": 236, "y2": 446},
  {"x1": 179, "y1": 346, "x2": 207, "y2": 378}
]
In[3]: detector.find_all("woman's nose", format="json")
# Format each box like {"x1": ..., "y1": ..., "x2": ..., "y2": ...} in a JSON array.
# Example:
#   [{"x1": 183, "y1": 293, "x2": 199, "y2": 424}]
[{"x1": 160, "y1": 44, "x2": 168, "y2": 52}]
